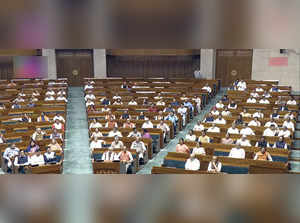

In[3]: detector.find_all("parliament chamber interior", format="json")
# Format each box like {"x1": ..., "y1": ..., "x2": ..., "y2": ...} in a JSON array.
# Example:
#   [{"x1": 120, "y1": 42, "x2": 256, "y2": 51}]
[{"x1": 0, "y1": 49, "x2": 299, "y2": 175}]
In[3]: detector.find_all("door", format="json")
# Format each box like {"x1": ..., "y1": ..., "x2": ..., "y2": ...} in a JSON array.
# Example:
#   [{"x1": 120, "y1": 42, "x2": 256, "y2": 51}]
[
  {"x1": 216, "y1": 49, "x2": 253, "y2": 87},
  {"x1": 56, "y1": 49, "x2": 94, "y2": 86}
]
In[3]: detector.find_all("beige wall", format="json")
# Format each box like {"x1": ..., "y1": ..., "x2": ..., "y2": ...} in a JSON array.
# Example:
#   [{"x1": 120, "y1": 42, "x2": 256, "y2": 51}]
[
  {"x1": 252, "y1": 49, "x2": 300, "y2": 91},
  {"x1": 200, "y1": 49, "x2": 216, "y2": 79},
  {"x1": 42, "y1": 49, "x2": 57, "y2": 79},
  {"x1": 93, "y1": 49, "x2": 107, "y2": 78}
]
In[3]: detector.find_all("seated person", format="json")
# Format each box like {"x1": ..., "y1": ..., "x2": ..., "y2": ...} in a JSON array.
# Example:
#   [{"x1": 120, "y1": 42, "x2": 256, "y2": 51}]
[
  {"x1": 207, "y1": 123, "x2": 220, "y2": 133},
  {"x1": 208, "y1": 156, "x2": 222, "y2": 173},
  {"x1": 84, "y1": 82, "x2": 94, "y2": 90},
  {"x1": 142, "y1": 120, "x2": 154, "y2": 129},
  {"x1": 278, "y1": 126, "x2": 291, "y2": 138},
  {"x1": 112, "y1": 94, "x2": 121, "y2": 100},
  {"x1": 105, "y1": 118, "x2": 118, "y2": 128},
  {"x1": 3, "y1": 144, "x2": 20, "y2": 173},
  {"x1": 204, "y1": 112, "x2": 215, "y2": 123},
  {"x1": 248, "y1": 117, "x2": 261, "y2": 127},
  {"x1": 202, "y1": 83, "x2": 212, "y2": 93},
  {"x1": 44, "y1": 147, "x2": 57, "y2": 163},
  {"x1": 111, "y1": 136, "x2": 124, "y2": 149},
  {"x1": 29, "y1": 151, "x2": 45, "y2": 166},
  {"x1": 100, "y1": 96, "x2": 111, "y2": 105},
  {"x1": 221, "y1": 133, "x2": 234, "y2": 144},
  {"x1": 240, "y1": 109, "x2": 252, "y2": 118},
  {"x1": 252, "y1": 110, "x2": 264, "y2": 119},
  {"x1": 157, "y1": 120, "x2": 170, "y2": 141},
  {"x1": 113, "y1": 98, "x2": 123, "y2": 105},
  {"x1": 283, "y1": 118, "x2": 295, "y2": 132},
  {"x1": 227, "y1": 123, "x2": 240, "y2": 135},
  {"x1": 117, "y1": 146, "x2": 134, "y2": 174},
  {"x1": 0, "y1": 133, "x2": 7, "y2": 144},
  {"x1": 85, "y1": 91, "x2": 96, "y2": 101},
  {"x1": 56, "y1": 95, "x2": 68, "y2": 102},
  {"x1": 170, "y1": 98, "x2": 180, "y2": 107},
  {"x1": 227, "y1": 100, "x2": 237, "y2": 109},
  {"x1": 287, "y1": 97, "x2": 297, "y2": 105},
  {"x1": 155, "y1": 111, "x2": 165, "y2": 121},
  {"x1": 264, "y1": 118, "x2": 278, "y2": 128},
  {"x1": 278, "y1": 103, "x2": 288, "y2": 111},
  {"x1": 108, "y1": 127, "x2": 123, "y2": 137},
  {"x1": 255, "y1": 87, "x2": 264, "y2": 92},
  {"x1": 156, "y1": 100, "x2": 165, "y2": 106},
  {"x1": 0, "y1": 103, "x2": 6, "y2": 110},
  {"x1": 250, "y1": 90, "x2": 259, "y2": 98},
  {"x1": 255, "y1": 136, "x2": 270, "y2": 148},
  {"x1": 192, "y1": 96, "x2": 202, "y2": 113},
  {"x1": 185, "y1": 153, "x2": 200, "y2": 171},
  {"x1": 193, "y1": 120, "x2": 205, "y2": 131},
  {"x1": 240, "y1": 123, "x2": 255, "y2": 136},
  {"x1": 136, "y1": 112, "x2": 149, "y2": 120},
  {"x1": 128, "y1": 98, "x2": 138, "y2": 105},
  {"x1": 269, "y1": 85, "x2": 278, "y2": 92},
  {"x1": 14, "y1": 96, "x2": 25, "y2": 103},
  {"x1": 180, "y1": 94, "x2": 189, "y2": 101},
  {"x1": 142, "y1": 129, "x2": 151, "y2": 139},
  {"x1": 91, "y1": 128, "x2": 103, "y2": 139},
  {"x1": 214, "y1": 115, "x2": 226, "y2": 125},
  {"x1": 215, "y1": 100, "x2": 224, "y2": 109},
  {"x1": 101, "y1": 105, "x2": 111, "y2": 113},
  {"x1": 177, "y1": 104, "x2": 188, "y2": 126},
  {"x1": 270, "y1": 109, "x2": 280, "y2": 119},
  {"x1": 222, "y1": 95, "x2": 229, "y2": 102},
  {"x1": 164, "y1": 112, "x2": 178, "y2": 133},
  {"x1": 90, "y1": 136, "x2": 105, "y2": 150},
  {"x1": 128, "y1": 128, "x2": 142, "y2": 138},
  {"x1": 37, "y1": 112, "x2": 50, "y2": 122},
  {"x1": 52, "y1": 119, "x2": 65, "y2": 131},
  {"x1": 131, "y1": 136, "x2": 147, "y2": 165},
  {"x1": 25, "y1": 140, "x2": 40, "y2": 154},
  {"x1": 237, "y1": 80, "x2": 247, "y2": 90},
  {"x1": 45, "y1": 89, "x2": 55, "y2": 96},
  {"x1": 32, "y1": 128, "x2": 45, "y2": 141},
  {"x1": 50, "y1": 129, "x2": 63, "y2": 140},
  {"x1": 284, "y1": 111, "x2": 295, "y2": 120},
  {"x1": 185, "y1": 130, "x2": 197, "y2": 141},
  {"x1": 235, "y1": 115, "x2": 244, "y2": 126},
  {"x1": 273, "y1": 136, "x2": 288, "y2": 149},
  {"x1": 236, "y1": 135, "x2": 252, "y2": 147},
  {"x1": 154, "y1": 93, "x2": 163, "y2": 100},
  {"x1": 211, "y1": 107, "x2": 220, "y2": 116},
  {"x1": 246, "y1": 96, "x2": 257, "y2": 104},
  {"x1": 263, "y1": 125, "x2": 278, "y2": 137},
  {"x1": 86, "y1": 99, "x2": 95, "y2": 107},
  {"x1": 105, "y1": 111, "x2": 116, "y2": 120},
  {"x1": 262, "y1": 91, "x2": 271, "y2": 98},
  {"x1": 229, "y1": 143, "x2": 246, "y2": 159},
  {"x1": 7, "y1": 80, "x2": 17, "y2": 87},
  {"x1": 32, "y1": 90, "x2": 40, "y2": 97},
  {"x1": 11, "y1": 102, "x2": 21, "y2": 109},
  {"x1": 45, "y1": 95, "x2": 55, "y2": 101},
  {"x1": 163, "y1": 106, "x2": 175, "y2": 113},
  {"x1": 148, "y1": 104, "x2": 158, "y2": 113},
  {"x1": 176, "y1": 138, "x2": 190, "y2": 154},
  {"x1": 123, "y1": 119, "x2": 135, "y2": 128},
  {"x1": 57, "y1": 89, "x2": 66, "y2": 96},
  {"x1": 198, "y1": 131, "x2": 210, "y2": 144},
  {"x1": 48, "y1": 139, "x2": 63, "y2": 152},
  {"x1": 102, "y1": 147, "x2": 119, "y2": 161},
  {"x1": 192, "y1": 142, "x2": 206, "y2": 155},
  {"x1": 259, "y1": 98, "x2": 270, "y2": 104},
  {"x1": 14, "y1": 150, "x2": 29, "y2": 174},
  {"x1": 254, "y1": 147, "x2": 273, "y2": 161},
  {"x1": 221, "y1": 108, "x2": 231, "y2": 117},
  {"x1": 121, "y1": 110, "x2": 131, "y2": 120},
  {"x1": 53, "y1": 113, "x2": 65, "y2": 123}
]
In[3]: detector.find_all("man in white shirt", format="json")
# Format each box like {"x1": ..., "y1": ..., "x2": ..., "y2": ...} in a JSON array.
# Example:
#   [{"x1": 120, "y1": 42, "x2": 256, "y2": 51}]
[
  {"x1": 142, "y1": 120, "x2": 154, "y2": 129},
  {"x1": 3, "y1": 144, "x2": 20, "y2": 171},
  {"x1": 84, "y1": 82, "x2": 94, "y2": 90},
  {"x1": 90, "y1": 137, "x2": 105, "y2": 150},
  {"x1": 237, "y1": 80, "x2": 247, "y2": 91},
  {"x1": 207, "y1": 156, "x2": 222, "y2": 173},
  {"x1": 157, "y1": 120, "x2": 170, "y2": 140},
  {"x1": 46, "y1": 90, "x2": 55, "y2": 96},
  {"x1": 131, "y1": 137, "x2": 147, "y2": 163},
  {"x1": 278, "y1": 126, "x2": 291, "y2": 138},
  {"x1": 259, "y1": 98, "x2": 270, "y2": 104},
  {"x1": 32, "y1": 128, "x2": 45, "y2": 141},
  {"x1": 154, "y1": 93, "x2": 163, "y2": 100},
  {"x1": 236, "y1": 135, "x2": 252, "y2": 147},
  {"x1": 53, "y1": 113, "x2": 65, "y2": 123},
  {"x1": 229, "y1": 143, "x2": 246, "y2": 159},
  {"x1": 227, "y1": 124, "x2": 240, "y2": 135},
  {"x1": 89, "y1": 119, "x2": 102, "y2": 129},
  {"x1": 193, "y1": 120, "x2": 205, "y2": 132},
  {"x1": 102, "y1": 147, "x2": 118, "y2": 161},
  {"x1": 240, "y1": 123, "x2": 255, "y2": 135},
  {"x1": 215, "y1": 100, "x2": 224, "y2": 109},
  {"x1": 264, "y1": 118, "x2": 278, "y2": 128},
  {"x1": 52, "y1": 119, "x2": 64, "y2": 130},
  {"x1": 287, "y1": 98, "x2": 297, "y2": 105},
  {"x1": 85, "y1": 91, "x2": 96, "y2": 101},
  {"x1": 56, "y1": 95, "x2": 68, "y2": 102},
  {"x1": 248, "y1": 117, "x2": 261, "y2": 127},
  {"x1": 207, "y1": 123, "x2": 220, "y2": 133},
  {"x1": 284, "y1": 111, "x2": 295, "y2": 120},
  {"x1": 255, "y1": 87, "x2": 264, "y2": 92},
  {"x1": 177, "y1": 104, "x2": 188, "y2": 126},
  {"x1": 250, "y1": 90, "x2": 259, "y2": 98},
  {"x1": 156, "y1": 100, "x2": 165, "y2": 106},
  {"x1": 44, "y1": 147, "x2": 56, "y2": 163},
  {"x1": 240, "y1": 109, "x2": 252, "y2": 118},
  {"x1": 192, "y1": 142, "x2": 206, "y2": 155},
  {"x1": 202, "y1": 83, "x2": 212, "y2": 93},
  {"x1": 185, "y1": 153, "x2": 200, "y2": 171},
  {"x1": 283, "y1": 118, "x2": 295, "y2": 132},
  {"x1": 29, "y1": 151, "x2": 45, "y2": 166},
  {"x1": 262, "y1": 91, "x2": 271, "y2": 98},
  {"x1": 108, "y1": 127, "x2": 123, "y2": 138},
  {"x1": 86, "y1": 99, "x2": 95, "y2": 107},
  {"x1": 263, "y1": 125, "x2": 277, "y2": 137},
  {"x1": 214, "y1": 115, "x2": 226, "y2": 125},
  {"x1": 228, "y1": 101, "x2": 237, "y2": 109},
  {"x1": 246, "y1": 96, "x2": 256, "y2": 104},
  {"x1": 185, "y1": 130, "x2": 197, "y2": 141},
  {"x1": 128, "y1": 99, "x2": 138, "y2": 105},
  {"x1": 252, "y1": 110, "x2": 264, "y2": 119},
  {"x1": 101, "y1": 105, "x2": 111, "y2": 113},
  {"x1": 91, "y1": 128, "x2": 103, "y2": 139},
  {"x1": 45, "y1": 95, "x2": 55, "y2": 101},
  {"x1": 128, "y1": 128, "x2": 142, "y2": 138},
  {"x1": 111, "y1": 136, "x2": 124, "y2": 149},
  {"x1": 221, "y1": 108, "x2": 231, "y2": 117}
]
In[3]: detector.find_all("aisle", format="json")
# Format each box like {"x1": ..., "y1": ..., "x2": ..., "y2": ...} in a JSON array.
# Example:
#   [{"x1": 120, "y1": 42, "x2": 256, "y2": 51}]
[{"x1": 63, "y1": 87, "x2": 93, "y2": 174}]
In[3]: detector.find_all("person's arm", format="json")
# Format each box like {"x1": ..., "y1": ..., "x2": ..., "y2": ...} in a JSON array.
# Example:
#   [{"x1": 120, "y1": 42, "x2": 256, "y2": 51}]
[
  {"x1": 254, "y1": 154, "x2": 258, "y2": 160},
  {"x1": 267, "y1": 153, "x2": 273, "y2": 162},
  {"x1": 185, "y1": 160, "x2": 189, "y2": 170}
]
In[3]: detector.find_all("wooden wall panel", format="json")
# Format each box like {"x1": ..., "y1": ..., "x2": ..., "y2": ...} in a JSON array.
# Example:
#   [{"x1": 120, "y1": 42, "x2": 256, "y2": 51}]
[{"x1": 216, "y1": 49, "x2": 253, "y2": 86}]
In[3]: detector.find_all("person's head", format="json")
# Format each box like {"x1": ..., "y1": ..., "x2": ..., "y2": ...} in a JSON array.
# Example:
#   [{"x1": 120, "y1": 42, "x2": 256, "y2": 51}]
[
  {"x1": 30, "y1": 140, "x2": 36, "y2": 147},
  {"x1": 225, "y1": 133, "x2": 230, "y2": 138},
  {"x1": 270, "y1": 125, "x2": 275, "y2": 130},
  {"x1": 140, "y1": 112, "x2": 144, "y2": 116},
  {"x1": 283, "y1": 126, "x2": 288, "y2": 131},
  {"x1": 211, "y1": 123, "x2": 216, "y2": 128},
  {"x1": 270, "y1": 117, "x2": 275, "y2": 122},
  {"x1": 47, "y1": 147, "x2": 52, "y2": 153},
  {"x1": 122, "y1": 146, "x2": 127, "y2": 152},
  {"x1": 113, "y1": 127, "x2": 118, "y2": 132},
  {"x1": 218, "y1": 115, "x2": 222, "y2": 120},
  {"x1": 51, "y1": 138, "x2": 57, "y2": 144},
  {"x1": 218, "y1": 100, "x2": 223, "y2": 104},
  {"x1": 133, "y1": 127, "x2": 137, "y2": 133},
  {"x1": 41, "y1": 112, "x2": 45, "y2": 116},
  {"x1": 196, "y1": 141, "x2": 201, "y2": 147},
  {"x1": 11, "y1": 143, "x2": 16, "y2": 149},
  {"x1": 36, "y1": 128, "x2": 41, "y2": 133},
  {"x1": 114, "y1": 135, "x2": 119, "y2": 142},
  {"x1": 108, "y1": 147, "x2": 113, "y2": 152},
  {"x1": 197, "y1": 120, "x2": 202, "y2": 125},
  {"x1": 232, "y1": 123, "x2": 236, "y2": 128},
  {"x1": 201, "y1": 131, "x2": 206, "y2": 136},
  {"x1": 254, "y1": 117, "x2": 259, "y2": 121},
  {"x1": 160, "y1": 120, "x2": 164, "y2": 125},
  {"x1": 260, "y1": 136, "x2": 266, "y2": 142},
  {"x1": 20, "y1": 150, "x2": 25, "y2": 157},
  {"x1": 287, "y1": 117, "x2": 291, "y2": 122},
  {"x1": 179, "y1": 138, "x2": 184, "y2": 144},
  {"x1": 126, "y1": 119, "x2": 131, "y2": 124},
  {"x1": 261, "y1": 147, "x2": 266, "y2": 154},
  {"x1": 241, "y1": 135, "x2": 247, "y2": 141},
  {"x1": 279, "y1": 136, "x2": 284, "y2": 142},
  {"x1": 143, "y1": 129, "x2": 148, "y2": 134},
  {"x1": 36, "y1": 151, "x2": 42, "y2": 156},
  {"x1": 136, "y1": 136, "x2": 141, "y2": 142},
  {"x1": 55, "y1": 119, "x2": 60, "y2": 124},
  {"x1": 124, "y1": 110, "x2": 128, "y2": 114},
  {"x1": 236, "y1": 142, "x2": 241, "y2": 149}
]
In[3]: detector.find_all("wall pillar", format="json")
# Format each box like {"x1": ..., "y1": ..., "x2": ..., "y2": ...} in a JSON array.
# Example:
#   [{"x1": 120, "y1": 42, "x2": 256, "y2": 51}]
[
  {"x1": 93, "y1": 49, "x2": 107, "y2": 78},
  {"x1": 200, "y1": 49, "x2": 216, "y2": 79}
]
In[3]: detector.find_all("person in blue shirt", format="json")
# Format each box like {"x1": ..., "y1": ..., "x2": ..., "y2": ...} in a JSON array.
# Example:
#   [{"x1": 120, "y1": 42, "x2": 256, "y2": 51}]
[
  {"x1": 14, "y1": 150, "x2": 29, "y2": 174},
  {"x1": 278, "y1": 103, "x2": 288, "y2": 111},
  {"x1": 204, "y1": 113, "x2": 214, "y2": 123},
  {"x1": 171, "y1": 98, "x2": 179, "y2": 107},
  {"x1": 274, "y1": 136, "x2": 288, "y2": 149},
  {"x1": 183, "y1": 100, "x2": 194, "y2": 118},
  {"x1": 165, "y1": 112, "x2": 178, "y2": 134}
]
